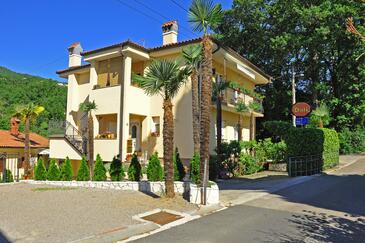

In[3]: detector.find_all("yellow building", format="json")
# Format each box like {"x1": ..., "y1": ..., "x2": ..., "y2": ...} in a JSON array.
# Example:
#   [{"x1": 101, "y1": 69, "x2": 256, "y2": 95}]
[{"x1": 49, "y1": 21, "x2": 270, "y2": 164}]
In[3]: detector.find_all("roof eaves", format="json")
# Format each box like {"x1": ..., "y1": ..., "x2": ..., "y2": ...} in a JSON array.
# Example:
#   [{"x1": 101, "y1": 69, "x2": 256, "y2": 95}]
[{"x1": 56, "y1": 64, "x2": 91, "y2": 75}]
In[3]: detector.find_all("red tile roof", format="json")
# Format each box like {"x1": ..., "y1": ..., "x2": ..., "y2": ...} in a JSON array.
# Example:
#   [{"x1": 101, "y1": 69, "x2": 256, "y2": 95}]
[
  {"x1": 162, "y1": 20, "x2": 177, "y2": 27},
  {"x1": 0, "y1": 130, "x2": 49, "y2": 148},
  {"x1": 68, "y1": 42, "x2": 80, "y2": 50}
]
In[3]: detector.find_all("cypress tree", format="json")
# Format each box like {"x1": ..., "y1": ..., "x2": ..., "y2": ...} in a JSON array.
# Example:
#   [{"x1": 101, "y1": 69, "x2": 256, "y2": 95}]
[
  {"x1": 60, "y1": 156, "x2": 73, "y2": 181},
  {"x1": 77, "y1": 156, "x2": 90, "y2": 181},
  {"x1": 128, "y1": 154, "x2": 141, "y2": 181},
  {"x1": 174, "y1": 148, "x2": 185, "y2": 181},
  {"x1": 110, "y1": 156, "x2": 124, "y2": 181},
  {"x1": 93, "y1": 154, "x2": 106, "y2": 181},
  {"x1": 34, "y1": 158, "x2": 47, "y2": 181},
  {"x1": 47, "y1": 159, "x2": 60, "y2": 181},
  {"x1": 147, "y1": 152, "x2": 164, "y2": 181},
  {"x1": 190, "y1": 153, "x2": 200, "y2": 184}
]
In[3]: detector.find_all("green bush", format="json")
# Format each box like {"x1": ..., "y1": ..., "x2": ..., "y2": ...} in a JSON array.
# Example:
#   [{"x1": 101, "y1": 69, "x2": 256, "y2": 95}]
[
  {"x1": 1, "y1": 169, "x2": 14, "y2": 183},
  {"x1": 240, "y1": 154, "x2": 263, "y2": 175},
  {"x1": 338, "y1": 128, "x2": 365, "y2": 154},
  {"x1": 34, "y1": 158, "x2": 47, "y2": 180},
  {"x1": 128, "y1": 154, "x2": 141, "y2": 181},
  {"x1": 77, "y1": 156, "x2": 90, "y2": 181},
  {"x1": 322, "y1": 128, "x2": 340, "y2": 169},
  {"x1": 173, "y1": 148, "x2": 185, "y2": 181},
  {"x1": 219, "y1": 141, "x2": 241, "y2": 175},
  {"x1": 60, "y1": 157, "x2": 73, "y2": 181},
  {"x1": 93, "y1": 154, "x2": 106, "y2": 181},
  {"x1": 147, "y1": 153, "x2": 164, "y2": 181},
  {"x1": 190, "y1": 153, "x2": 200, "y2": 184},
  {"x1": 284, "y1": 127, "x2": 339, "y2": 169},
  {"x1": 262, "y1": 121, "x2": 292, "y2": 141},
  {"x1": 47, "y1": 159, "x2": 60, "y2": 181},
  {"x1": 110, "y1": 156, "x2": 124, "y2": 181}
]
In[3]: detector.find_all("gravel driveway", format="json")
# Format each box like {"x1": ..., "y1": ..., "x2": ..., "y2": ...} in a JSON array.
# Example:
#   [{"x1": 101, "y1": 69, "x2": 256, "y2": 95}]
[{"x1": 0, "y1": 183, "x2": 197, "y2": 243}]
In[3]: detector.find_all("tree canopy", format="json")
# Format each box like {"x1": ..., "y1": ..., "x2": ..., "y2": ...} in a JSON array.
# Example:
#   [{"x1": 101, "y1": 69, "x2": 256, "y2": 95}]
[{"x1": 216, "y1": 0, "x2": 365, "y2": 131}]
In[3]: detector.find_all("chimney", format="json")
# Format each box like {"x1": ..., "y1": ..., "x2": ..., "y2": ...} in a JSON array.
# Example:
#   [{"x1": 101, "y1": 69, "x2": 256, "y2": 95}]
[
  {"x1": 10, "y1": 117, "x2": 20, "y2": 136},
  {"x1": 68, "y1": 42, "x2": 83, "y2": 67},
  {"x1": 162, "y1": 20, "x2": 178, "y2": 45}
]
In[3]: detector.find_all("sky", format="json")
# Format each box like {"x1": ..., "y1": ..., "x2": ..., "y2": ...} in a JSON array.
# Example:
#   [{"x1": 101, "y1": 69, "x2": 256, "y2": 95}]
[{"x1": 0, "y1": 0, "x2": 232, "y2": 82}]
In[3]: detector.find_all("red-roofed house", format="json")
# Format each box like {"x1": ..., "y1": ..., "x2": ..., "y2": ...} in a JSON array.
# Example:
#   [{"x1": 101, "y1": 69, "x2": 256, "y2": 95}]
[{"x1": 0, "y1": 118, "x2": 49, "y2": 180}]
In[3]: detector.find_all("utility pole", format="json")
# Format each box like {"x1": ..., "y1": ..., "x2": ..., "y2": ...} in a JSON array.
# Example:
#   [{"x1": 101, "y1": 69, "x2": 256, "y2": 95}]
[{"x1": 292, "y1": 68, "x2": 296, "y2": 127}]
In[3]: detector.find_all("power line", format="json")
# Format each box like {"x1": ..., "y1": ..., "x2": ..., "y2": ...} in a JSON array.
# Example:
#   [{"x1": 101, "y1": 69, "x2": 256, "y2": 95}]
[
  {"x1": 169, "y1": 0, "x2": 189, "y2": 13},
  {"x1": 114, "y1": 0, "x2": 193, "y2": 40},
  {"x1": 133, "y1": 0, "x2": 198, "y2": 38}
]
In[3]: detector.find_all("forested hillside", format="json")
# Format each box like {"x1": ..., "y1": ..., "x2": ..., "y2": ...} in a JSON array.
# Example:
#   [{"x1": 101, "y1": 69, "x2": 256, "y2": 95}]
[{"x1": 0, "y1": 66, "x2": 67, "y2": 137}]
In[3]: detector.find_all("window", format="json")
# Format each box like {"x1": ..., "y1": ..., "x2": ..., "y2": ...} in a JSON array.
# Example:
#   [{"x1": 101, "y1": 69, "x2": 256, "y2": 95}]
[{"x1": 151, "y1": 116, "x2": 160, "y2": 136}]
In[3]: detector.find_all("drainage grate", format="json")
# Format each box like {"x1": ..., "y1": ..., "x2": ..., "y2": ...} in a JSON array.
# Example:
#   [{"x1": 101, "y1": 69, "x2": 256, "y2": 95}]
[{"x1": 141, "y1": 211, "x2": 183, "y2": 226}]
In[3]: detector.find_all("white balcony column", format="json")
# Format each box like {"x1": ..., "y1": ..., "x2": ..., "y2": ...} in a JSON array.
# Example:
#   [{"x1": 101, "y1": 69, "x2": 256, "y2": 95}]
[
  {"x1": 120, "y1": 55, "x2": 132, "y2": 161},
  {"x1": 90, "y1": 61, "x2": 98, "y2": 88}
]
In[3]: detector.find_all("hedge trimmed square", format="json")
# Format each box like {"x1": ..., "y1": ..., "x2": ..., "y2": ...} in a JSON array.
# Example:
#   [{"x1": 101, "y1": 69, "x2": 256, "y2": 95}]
[{"x1": 285, "y1": 127, "x2": 339, "y2": 169}]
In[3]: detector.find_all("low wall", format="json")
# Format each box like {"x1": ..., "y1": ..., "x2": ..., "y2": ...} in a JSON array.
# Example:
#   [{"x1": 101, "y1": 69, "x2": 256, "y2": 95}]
[{"x1": 26, "y1": 180, "x2": 219, "y2": 205}]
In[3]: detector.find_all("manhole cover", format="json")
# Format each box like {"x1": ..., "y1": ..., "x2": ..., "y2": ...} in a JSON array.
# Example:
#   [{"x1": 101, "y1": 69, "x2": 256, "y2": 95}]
[{"x1": 142, "y1": 211, "x2": 183, "y2": 225}]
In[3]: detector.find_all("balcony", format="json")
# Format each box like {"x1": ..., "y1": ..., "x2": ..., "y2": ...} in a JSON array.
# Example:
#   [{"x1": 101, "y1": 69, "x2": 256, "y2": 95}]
[{"x1": 221, "y1": 87, "x2": 264, "y2": 114}]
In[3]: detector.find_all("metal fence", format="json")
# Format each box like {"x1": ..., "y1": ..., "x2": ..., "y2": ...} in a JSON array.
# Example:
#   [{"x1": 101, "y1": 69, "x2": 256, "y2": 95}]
[
  {"x1": 1, "y1": 153, "x2": 21, "y2": 182},
  {"x1": 288, "y1": 154, "x2": 323, "y2": 177}
]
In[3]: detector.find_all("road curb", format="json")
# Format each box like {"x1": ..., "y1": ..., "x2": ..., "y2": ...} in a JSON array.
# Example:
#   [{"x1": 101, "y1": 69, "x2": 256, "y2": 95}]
[{"x1": 326, "y1": 155, "x2": 365, "y2": 174}]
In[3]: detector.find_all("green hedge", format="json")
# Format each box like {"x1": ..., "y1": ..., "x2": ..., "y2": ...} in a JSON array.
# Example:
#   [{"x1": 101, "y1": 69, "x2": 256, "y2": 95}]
[{"x1": 285, "y1": 127, "x2": 339, "y2": 169}]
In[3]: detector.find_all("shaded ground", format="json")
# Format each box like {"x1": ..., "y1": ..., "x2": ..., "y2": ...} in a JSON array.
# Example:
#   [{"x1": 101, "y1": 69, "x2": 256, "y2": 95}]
[
  {"x1": 133, "y1": 158, "x2": 365, "y2": 242},
  {"x1": 0, "y1": 184, "x2": 196, "y2": 243}
]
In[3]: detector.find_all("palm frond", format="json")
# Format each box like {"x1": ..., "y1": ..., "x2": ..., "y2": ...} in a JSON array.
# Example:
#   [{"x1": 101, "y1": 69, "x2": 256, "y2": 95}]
[
  {"x1": 13, "y1": 103, "x2": 45, "y2": 122},
  {"x1": 182, "y1": 44, "x2": 202, "y2": 69},
  {"x1": 312, "y1": 104, "x2": 329, "y2": 118},
  {"x1": 79, "y1": 101, "x2": 97, "y2": 113},
  {"x1": 188, "y1": 0, "x2": 223, "y2": 34}
]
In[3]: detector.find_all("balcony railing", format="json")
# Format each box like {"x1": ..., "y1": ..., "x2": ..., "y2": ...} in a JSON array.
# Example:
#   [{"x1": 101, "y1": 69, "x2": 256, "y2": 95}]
[{"x1": 221, "y1": 87, "x2": 264, "y2": 113}]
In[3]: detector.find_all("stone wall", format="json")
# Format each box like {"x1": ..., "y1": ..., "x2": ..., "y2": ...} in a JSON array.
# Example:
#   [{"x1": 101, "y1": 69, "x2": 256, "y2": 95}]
[{"x1": 25, "y1": 180, "x2": 219, "y2": 205}]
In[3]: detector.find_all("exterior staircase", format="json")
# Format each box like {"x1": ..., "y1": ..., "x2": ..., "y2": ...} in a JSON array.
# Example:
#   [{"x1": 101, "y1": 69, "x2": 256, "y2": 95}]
[{"x1": 49, "y1": 120, "x2": 88, "y2": 155}]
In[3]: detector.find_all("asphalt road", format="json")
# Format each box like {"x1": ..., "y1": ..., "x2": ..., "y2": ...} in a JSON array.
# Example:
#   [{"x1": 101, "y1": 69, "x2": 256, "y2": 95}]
[{"x1": 133, "y1": 159, "x2": 365, "y2": 243}]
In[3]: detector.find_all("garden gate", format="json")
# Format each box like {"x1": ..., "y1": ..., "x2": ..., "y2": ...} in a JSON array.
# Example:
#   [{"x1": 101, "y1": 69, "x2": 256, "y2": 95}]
[
  {"x1": 288, "y1": 154, "x2": 323, "y2": 177},
  {"x1": 0, "y1": 153, "x2": 20, "y2": 182}
]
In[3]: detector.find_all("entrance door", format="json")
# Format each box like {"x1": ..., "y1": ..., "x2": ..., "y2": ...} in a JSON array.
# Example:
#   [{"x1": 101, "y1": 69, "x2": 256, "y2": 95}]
[{"x1": 129, "y1": 122, "x2": 141, "y2": 152}]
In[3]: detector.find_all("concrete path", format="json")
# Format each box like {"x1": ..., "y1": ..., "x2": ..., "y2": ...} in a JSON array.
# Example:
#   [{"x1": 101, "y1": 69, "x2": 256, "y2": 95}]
[{"x1": 132, "y1": 156, "x2": 365, "y2": 242}]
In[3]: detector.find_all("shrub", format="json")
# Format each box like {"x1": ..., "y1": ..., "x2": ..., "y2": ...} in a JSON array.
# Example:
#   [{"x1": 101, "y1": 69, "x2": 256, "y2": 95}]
[
  {"x1": 47, "y1": 159, "x2": 60, "y2": 181},
  {"x1": 1, "y1": 169, "x2": 14, "y2": 183},
  {"x1": 147, "y1": 153, "x2": 164, "y2": 181},
  {"x1": 284, "y1": 127, "x2": 339, "y2": 169},
  {"x1": 190, "y1": 153, "x2": 200, "y2": 184},
  {"x1": 77, "y1": 156, "x2": 90, "y2": 181},
  {"x1": 219, "y1": 141, "x2": 241, "y2": 175},
  {"x1": 262, "y1": 121, "x2": 292, "y2": 141},
  {"x1": 338, "y1": 128, "x2": 365, "y2": 154},
  {"x1": 60, "y1": 157, "x2": 73, "y2": 181},
  {"x1": 93, "y1": 154, "x2": 106, "y2": 181},
  {"x1": 322, "y1": 128, "x2": 339, "y2": 169},
  {"x1": 253, "y1": 138, "x2": 287, "y2": 163},
  {"x1": 34, "y1": 158, "x2": 47, "y2": 180},
  {"x1": 110, "y1": 156, "x2": 124, "y2": 181},
  {"x1": 128, "y1": 154, "x2": 141, "y2": 181},
  {"x1": 240, "y1": 154, "x2": 263, "y2": 175},
  {"x1": 173, "y1": 148, "x2": 185, "y2": 181}
]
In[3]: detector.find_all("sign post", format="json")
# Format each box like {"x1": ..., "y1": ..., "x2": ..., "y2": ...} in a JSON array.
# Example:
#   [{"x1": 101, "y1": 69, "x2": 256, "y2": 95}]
[{"x1": 291, "y1": 102, "x2": 311, "y2": 127}]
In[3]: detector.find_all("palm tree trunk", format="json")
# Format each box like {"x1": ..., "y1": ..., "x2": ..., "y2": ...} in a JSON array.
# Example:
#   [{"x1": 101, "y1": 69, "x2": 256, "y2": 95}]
[
  {"x1": 319, "y1": 118, "x2": 324, "y2": 128},
  {"x1": 88, "y1": 114, "x2": 94, "y2": 178},
  {"x1": 200, "y1": 35, "x2": 213, "y2": 183},
  {"x1": 237, "y1": 115, "x2": 242, "y2": 141},
  {"x1": 250, "y1": 113, "x2": 254, "y2": 141},
  {"x1": 24, "y1": 118, "x2": 30, "y2": 178},
  {"x1": 191, "y1": 69, "x2": 200, "y2": 154},
  {"x1": 216, "y1": 96, "x2": 222, "y2": 165},
  {"x1": 163, "y1": 98, "x2": 175, "y2": 198}
]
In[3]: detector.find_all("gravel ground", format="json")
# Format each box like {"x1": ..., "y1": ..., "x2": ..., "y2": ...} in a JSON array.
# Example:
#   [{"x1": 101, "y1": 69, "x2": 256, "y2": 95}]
[{"x1": 0, "y1": 183, "x2": 197, "y2": 243}]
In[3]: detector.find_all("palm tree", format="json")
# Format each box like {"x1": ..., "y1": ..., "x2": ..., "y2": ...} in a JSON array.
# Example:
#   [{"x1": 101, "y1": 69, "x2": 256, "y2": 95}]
[
  {"x1": 182, "y1": 44, "x2": 202, "y2": 154},
  {"x1": 212, "y1": 78, "x2": 229, "y2": 160},
  {"x1": 13, "y1": 103, "x2": 45, "y2": 178},
  {"x1": 311, "y1": 103, "x2": 329, "y2": 128},
  {"x1": 133, "y1": 59, "x2": 191, "y2": 198},
  {"x1": 235, "y1": 101, "x2": 249, "y2": 141},
  {"x1": 80, "y1": 100, "x2": 97, "y2": 178},
  {"x1": 188, "y1": 0, "x2": 223, "y2": 181}
]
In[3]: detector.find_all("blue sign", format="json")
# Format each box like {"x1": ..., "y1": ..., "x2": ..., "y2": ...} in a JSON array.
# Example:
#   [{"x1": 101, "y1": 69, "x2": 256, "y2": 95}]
[{"x1": 296, "y1": 117, "x2": 309, "y2": 126}]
